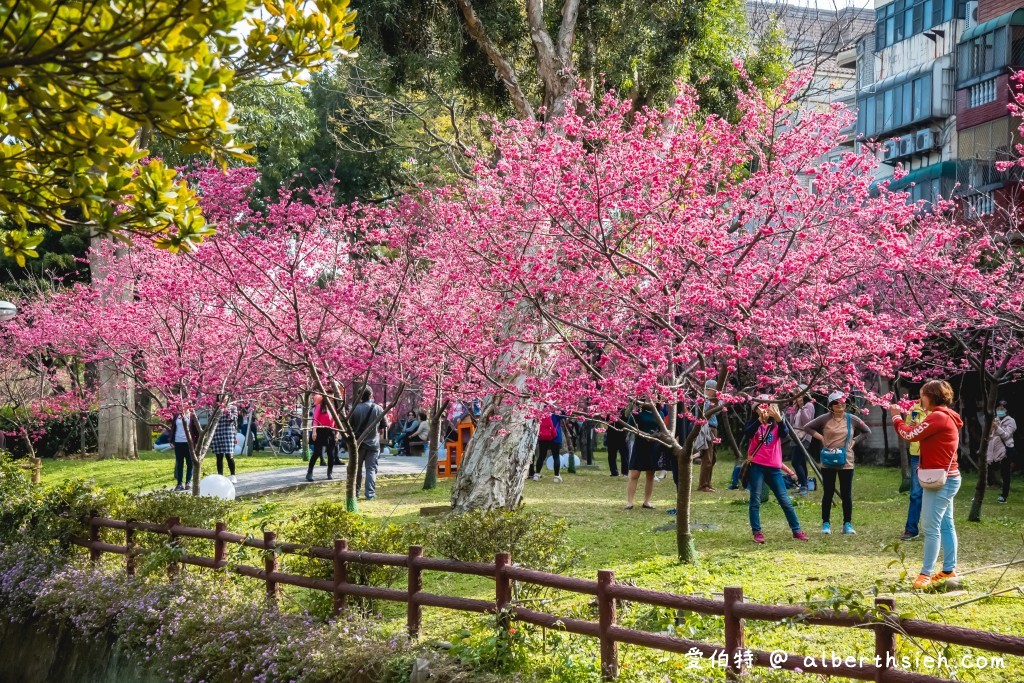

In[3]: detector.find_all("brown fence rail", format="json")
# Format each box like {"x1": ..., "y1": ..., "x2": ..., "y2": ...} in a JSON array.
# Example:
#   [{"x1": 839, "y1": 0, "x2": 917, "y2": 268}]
[{"x1": 75, "y1": 515, "x2": 1024, "y2": 682}]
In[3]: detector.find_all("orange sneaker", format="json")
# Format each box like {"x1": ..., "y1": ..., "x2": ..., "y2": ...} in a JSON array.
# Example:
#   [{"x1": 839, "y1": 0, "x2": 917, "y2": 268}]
[
  {"x1": 930, "y1": 570, "x2": 958, "y2": 583},
  {"x1": 912, "y1": 574, "x2": 932, "y2": 590}
]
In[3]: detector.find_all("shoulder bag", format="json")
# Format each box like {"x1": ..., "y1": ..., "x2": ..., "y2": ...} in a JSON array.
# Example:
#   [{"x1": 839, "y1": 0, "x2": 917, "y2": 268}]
[
  {"x1": 820, "y1": 414, "x2": 852, "y2": 469},
  {"x1": 918, "y1": 453, "x2": 956, "y2": 490}
]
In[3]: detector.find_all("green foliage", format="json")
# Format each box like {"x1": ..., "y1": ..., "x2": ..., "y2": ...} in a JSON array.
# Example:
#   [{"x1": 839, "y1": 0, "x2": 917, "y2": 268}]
[
  {"x1": 0, "y1": 406, "x2": 97, "y2": 459},
  {"x1": 0, "y1": 451, "x2": 36, "y2": 543},
  {"x1": 450, "y1": 610, "x2": 529, "y2": 674},
  {"x1": 281, "y1": 502, "x2": 413, "y2": 615},
  {"x1": 425, "y1": 508, "x2": 585, "y2": 590},
  {"x1": 0, "y1": 0, "x2": 358, "y2": 261},
  {"x1": 27, "y1": 478, "x2": 124, "y2": 550}
]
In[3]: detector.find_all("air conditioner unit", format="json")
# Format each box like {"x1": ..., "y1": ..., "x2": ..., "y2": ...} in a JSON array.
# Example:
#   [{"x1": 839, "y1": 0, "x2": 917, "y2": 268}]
[
  {"x1": 966, "y1": 1, "x2": 978, "y2": 31},
  {"x1": 899, "y1": 137, "x2": 915, "y2": 156},
  {"x1": 915, "y1": 129, "x2": 936, "y2": 151},
  {"x1": 882, "y1": 140, "x2": 900, "y2": 161}
]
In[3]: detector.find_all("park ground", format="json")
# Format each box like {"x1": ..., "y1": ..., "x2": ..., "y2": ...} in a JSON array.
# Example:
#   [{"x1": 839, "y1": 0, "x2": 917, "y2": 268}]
[{"x1": 42, "y1": 450, "x2": 1024, "y2": 682}]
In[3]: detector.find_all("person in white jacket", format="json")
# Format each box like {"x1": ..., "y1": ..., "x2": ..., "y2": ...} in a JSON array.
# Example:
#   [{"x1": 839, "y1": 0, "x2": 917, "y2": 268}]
[{"x1": 987, "y1": 400, "x2": 1017, "y2": 503}]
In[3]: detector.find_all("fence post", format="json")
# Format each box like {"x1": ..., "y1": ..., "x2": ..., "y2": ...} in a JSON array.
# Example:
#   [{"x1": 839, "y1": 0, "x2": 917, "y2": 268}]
[
  {"x1": 167, "y1": 517, "x2": 180, "y2": 579},
  {"x1": 495, "y1": 552, "x2": 512, "y2": 630},
  {"x1": 874, "y1": 596, "x2": 897, "y2": 682},
  {"x1": 214, "y1": 521, "x2": 227, "y2": 569},
  {"x1": 724, "y1": 586, "x2": 745, "y2": 681},
  {"x1": 333, "y1": 539, "x2": 348, "y2": 614},
  {"x1": 264, "y1": 531, "x2": 278, "y2": 605},
  {"x1": 408, "y1": 545, "x2": 424, "y2": 638},
  {"x1": 88, "y1": 514, "x2": 100, "y2": 563},
  {"x1": 125, "y1": 521, "x2": 136, "y2": 577},
  {"x1": 32, "y1": 457, "x2": 41, "y2": 484},
  {"x1": 597, "y1": 569, "x2": 618, "y2": 681}
]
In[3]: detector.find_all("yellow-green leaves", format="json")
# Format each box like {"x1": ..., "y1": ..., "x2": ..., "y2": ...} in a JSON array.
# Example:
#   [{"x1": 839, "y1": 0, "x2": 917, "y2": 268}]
[
  {"x1": 1, "y1": 230, "x2": 45, "y2": 267},
  {"x1": 0, "y1": 0, "x2": 357, "y2": 259}
]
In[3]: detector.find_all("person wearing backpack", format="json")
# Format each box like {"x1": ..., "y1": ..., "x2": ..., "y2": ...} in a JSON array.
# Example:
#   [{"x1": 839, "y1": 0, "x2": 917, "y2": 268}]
[
  {"x1": 743, "y1": 397, "x2": 807, "y2": 543},
  {"x1": 529, "y1": 413, "x2": 564, "y2": 482},
  {"x1": 803, "y1": 392, "x2": 871, "y2": 535}
]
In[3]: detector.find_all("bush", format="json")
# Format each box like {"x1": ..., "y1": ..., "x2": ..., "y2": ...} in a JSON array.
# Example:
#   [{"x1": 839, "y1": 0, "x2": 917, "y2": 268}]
[
  {"x1": 0, "y1": 406, "x2": 97, "y2": 459},
  {"x1": 281, "y1": 502, "x2": 415, "y2": 616},
  {"x1": 26, "y1": 478, "x2": 124, "y2": 551},
  {"x1": 2, "y1": 544, "x2": 498, "y2": 683},
  {"x1": 424, "y1": 508, "x2": 585, "y2": 597},
  {"x1": 0, "y1": 451, "x2": 36, "y2": 543}
]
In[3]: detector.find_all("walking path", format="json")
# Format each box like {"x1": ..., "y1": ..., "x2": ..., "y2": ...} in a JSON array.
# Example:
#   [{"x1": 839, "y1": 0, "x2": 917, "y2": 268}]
[{"x1": 233, "y1": 452, "x2": 430, "y2": 498}]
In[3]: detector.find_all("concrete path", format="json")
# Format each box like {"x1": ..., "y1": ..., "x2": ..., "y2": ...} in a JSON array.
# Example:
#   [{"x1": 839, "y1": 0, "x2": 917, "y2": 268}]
[{"x1": 233, "y1": 452, "x2": 430, "y2": 498}]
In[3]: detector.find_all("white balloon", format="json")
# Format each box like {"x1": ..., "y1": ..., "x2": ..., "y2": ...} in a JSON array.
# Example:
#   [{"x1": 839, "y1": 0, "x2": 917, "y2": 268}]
[
  {"x1": 233, "y1": 432, "x2": 246, "y2": 455},
  {"x1": 545, "y1": 453, "x2": 581, "y2": 471},
  {"x1": 199, "y1": 474, "x2": 236, "y2": 500}
]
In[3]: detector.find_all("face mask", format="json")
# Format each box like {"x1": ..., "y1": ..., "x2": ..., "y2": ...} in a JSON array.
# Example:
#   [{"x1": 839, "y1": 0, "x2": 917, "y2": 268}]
[{"x1": 997, "y1": 409, "x2": 1007, "y2": 418}]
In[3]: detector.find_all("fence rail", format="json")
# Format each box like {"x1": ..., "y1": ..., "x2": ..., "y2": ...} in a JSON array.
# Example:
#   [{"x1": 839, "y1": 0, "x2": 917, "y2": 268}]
[{"x1": 76, "y1": 515, "x2": 1024, "y2": 682}]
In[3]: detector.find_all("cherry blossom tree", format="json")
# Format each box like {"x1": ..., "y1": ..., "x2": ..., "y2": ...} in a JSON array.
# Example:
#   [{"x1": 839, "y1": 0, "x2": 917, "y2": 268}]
[
  {"x1": 398, "y1": 74, "x2": 939, "y2": 560},
  {"x1": 184, "y1": 167, "x2": 423, "y2": 510}
]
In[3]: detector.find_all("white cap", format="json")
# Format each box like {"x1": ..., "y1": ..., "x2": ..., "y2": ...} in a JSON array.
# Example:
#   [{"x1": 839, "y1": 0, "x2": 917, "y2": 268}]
[
  {"x1": 827, "y1": 391, "x2": 845, "y2": 405},
  {"x1": 796, "y1": 383, "x2": 808, "y2": 392}
]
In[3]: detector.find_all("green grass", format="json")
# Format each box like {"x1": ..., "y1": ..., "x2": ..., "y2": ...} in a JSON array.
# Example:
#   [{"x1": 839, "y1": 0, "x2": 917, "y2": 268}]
[
  {"x1": 234, "y1": 458, "x2": 1024, "y2": 682},
  {"x1": 44, "y1": 450, "x2": 1024, "y2": 681},
  {"x1": 40, "y1": 449, "x2": 304, "y2": 493}
]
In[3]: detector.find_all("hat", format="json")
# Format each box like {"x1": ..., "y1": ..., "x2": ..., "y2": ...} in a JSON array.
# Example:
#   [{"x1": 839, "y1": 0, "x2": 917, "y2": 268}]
[
  {"x1": 998, "y1": 399, "x2": 1008, "y2": 407},
  {"x1": 704, "y1": 379, "x2": 718, "y2": 390},
  {"x1": 827, "y1": 391, "x2": 845, "y2": 405},
  {"x1": 796, "y1": 383, "x2": 808, "y2": 393}
]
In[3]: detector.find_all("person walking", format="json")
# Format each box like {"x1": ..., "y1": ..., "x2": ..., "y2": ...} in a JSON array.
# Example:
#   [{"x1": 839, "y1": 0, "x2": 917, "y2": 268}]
[
  {"x1": 351, "y1": 387, "x2": 385, "y2": 500},
  {"x1": 211, "y1": 406, "x2": 238, "y2": 483},
  {"x1": 890, "y1": 380, "x2": 963, "y2": 590},
  {"x1": 785, "y1": 386, "x2": 815, "y2": 495},
  {"x1": 625, "y1": 406, "x2": 663, "y2": 509},
  {"x1": 306, "y1": 395, "x2": 339, "y2": 482},
  {"x1": 696, "y1": 380, "x2": 723, "y2": 493},
  {"x1": 743, "y1": 398, "x2": 807, "y2": 543},
  {"x1": 901, "y1": 399, "x2": 927, "y2": 540},
  {"x1": 529, "y1": 412, "x2": 564, "y2": 483},
  {"x1": 988, "y1": 400, "x2": 1017, "y2": 503},
  {"x1": 170, "y1": 410, "x2": 200, "y2": 491},
  {"x1": 803, "y1": 392, "x2": 871, "y2": 535}
]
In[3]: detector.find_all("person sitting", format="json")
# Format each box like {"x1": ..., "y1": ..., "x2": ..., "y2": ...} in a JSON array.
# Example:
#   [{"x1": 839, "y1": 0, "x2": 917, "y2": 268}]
[
  {"x1": 407, "y1": 412, "x2": 430, "y2": 454},
  {"x1": 393, "y1": 411, "x2": 420, "y2": 454}
]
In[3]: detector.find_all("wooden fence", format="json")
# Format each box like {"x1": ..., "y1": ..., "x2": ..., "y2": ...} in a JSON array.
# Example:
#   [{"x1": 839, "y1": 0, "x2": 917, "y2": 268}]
[{"x1": 77, "y1": 515, "x2": 1024, "y2": 683}]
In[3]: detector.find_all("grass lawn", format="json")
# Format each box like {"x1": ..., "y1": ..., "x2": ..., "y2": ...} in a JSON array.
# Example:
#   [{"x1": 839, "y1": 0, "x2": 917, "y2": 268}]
[
  {"x1": 39, "y1": 449, "x2": 304, "y2": 493},
  {"x1": 42, "y1": 450, "x2": 1024, "y2": 681},
  {"x1": 232, "y1": 455, "x2": 1024, "y2": 682}
]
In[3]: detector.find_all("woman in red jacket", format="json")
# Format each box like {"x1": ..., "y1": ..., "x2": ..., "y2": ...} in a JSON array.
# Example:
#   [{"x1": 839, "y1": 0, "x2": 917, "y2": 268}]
[{"x1": 890, "y1": 380, "x2": 963, "y2": 590}]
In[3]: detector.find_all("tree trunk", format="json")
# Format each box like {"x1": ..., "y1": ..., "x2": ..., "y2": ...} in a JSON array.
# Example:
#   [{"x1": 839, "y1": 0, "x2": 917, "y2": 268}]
[
  {"x1": 90, "y1": 235, "x2": 136, "y2": 460},
  {"x1": 673, "y1": 443, "x2": 696, "y2": 563},
  {"x1": 300, "y1": 391, "x2": 311, "y2": 462},
  {"x1": 423, "y1": 395, "x2": 449, "y2": 491},
  {"x1": 451, "y1": 393, "x2": 538, "y2": 512},
  {"x1": 344, "y1": 433, "x2": 359, "y2": 512},
  {"x1": 968, "y1": 374, "x2": 999, "y2": 522},
  {"x1": 135, "y1": 386, "x2": 153, "y2": 452}
]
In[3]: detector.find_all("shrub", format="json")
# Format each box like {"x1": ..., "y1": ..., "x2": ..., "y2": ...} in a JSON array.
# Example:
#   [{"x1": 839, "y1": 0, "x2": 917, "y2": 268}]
[
  {"x1": 26, "y1": 478, "x2": 124, "y2": 551},
  {"x1": 0, "y1": 406, "x2": 97, "y2": 459},
  {"x1": 424, "y1": 508, "x2": 585, "y2": 597},
  {"x1": 0, "y1": 451, "x2": 36, "y2": 543},
  {"x1": 281, "y1": 502, "x2": 415, "y2": 616}
]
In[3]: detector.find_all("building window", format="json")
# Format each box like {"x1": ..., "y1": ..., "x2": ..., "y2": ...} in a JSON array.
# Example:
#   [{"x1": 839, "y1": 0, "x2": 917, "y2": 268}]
[
  {"x1": 967, "y1": 78, "x2": 998, "y2": 108},
  {"x1": 877, "y1": 0, "x2": 966, "y2": 50},
  {"x1": 959, "y1": 27, "x2": 1010, "y2": 83},
  {"x1": 857, "y1": 73, "x2": 933, "y2": 138}
]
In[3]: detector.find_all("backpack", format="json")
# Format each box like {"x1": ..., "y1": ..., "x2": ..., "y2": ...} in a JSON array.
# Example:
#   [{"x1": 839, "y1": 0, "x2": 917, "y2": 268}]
[{"x1": 538, "y1": 415, "x2": 557, "y2": 441}]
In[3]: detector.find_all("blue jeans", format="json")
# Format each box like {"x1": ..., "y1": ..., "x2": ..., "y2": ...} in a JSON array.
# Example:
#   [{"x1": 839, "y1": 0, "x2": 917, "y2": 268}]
[
  {"x1": 920, "y1": 475, "x2": 960, "y2": 575},
  {"x1": 749, "y1": 463, "x2": 801, "y2": 533},
  {"x1": 905, "y1": 455, "x2": 923, "y2": 536},
  {"x1": 356, "y1": 443, "x2": 380, "y2": 499}
]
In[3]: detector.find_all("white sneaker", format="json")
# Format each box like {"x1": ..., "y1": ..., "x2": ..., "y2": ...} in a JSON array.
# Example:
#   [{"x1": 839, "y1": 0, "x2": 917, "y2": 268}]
[
  {"x1": 553, "y1": 476, "x2": 562, "y2": 483},
  {"x1": 229, "y1": 475, "x2": 237, "y2": 484},
  {"x1": 531, "y1": 474, "x2": 542, "y2": 481}
]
